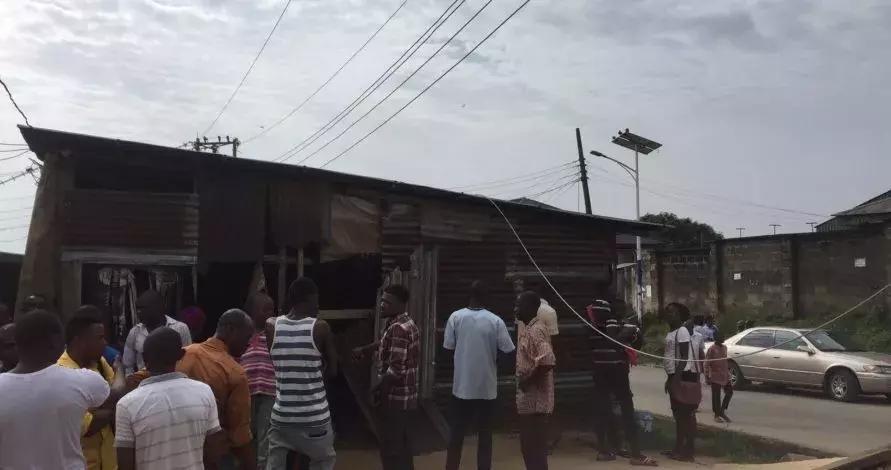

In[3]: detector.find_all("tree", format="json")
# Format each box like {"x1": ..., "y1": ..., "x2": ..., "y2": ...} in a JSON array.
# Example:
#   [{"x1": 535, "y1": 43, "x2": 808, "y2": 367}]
[{"x1": 640, "y1": 212, "x2": 723, "y2": 248}]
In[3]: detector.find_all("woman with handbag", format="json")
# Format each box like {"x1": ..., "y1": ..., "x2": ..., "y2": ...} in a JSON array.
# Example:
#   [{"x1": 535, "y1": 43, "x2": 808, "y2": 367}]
[{"x1": 661, "y1": 303, "x2": 700, "y2": 462}]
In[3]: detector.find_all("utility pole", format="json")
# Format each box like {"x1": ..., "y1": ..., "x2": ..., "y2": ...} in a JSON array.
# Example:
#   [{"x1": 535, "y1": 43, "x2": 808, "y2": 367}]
[
  {"x1": 807, "y1": 222, "x2": 817, "y2": 232},
  {"x1": 192, "y1": 135, "x2": 240, "y2": 157},
  {"x1": 575, "y1": 128, "x2": 592, "y2": 215},
  {"x1": 736, "y1": 227, "x2": 746, "y2": 238},
  {"x1": 770, "y1": 224, "x2": 781, "y2": 235}
]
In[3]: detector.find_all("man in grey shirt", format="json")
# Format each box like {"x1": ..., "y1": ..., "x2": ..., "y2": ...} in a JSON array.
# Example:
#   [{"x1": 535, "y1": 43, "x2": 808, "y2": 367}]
[{"x1": 444, "y1": 281, "x2": 515, "y2": 470}]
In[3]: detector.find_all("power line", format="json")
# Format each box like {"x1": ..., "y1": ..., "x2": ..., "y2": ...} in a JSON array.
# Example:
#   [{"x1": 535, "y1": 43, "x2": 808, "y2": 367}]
[
  {"x1": 317, "y1": 0, "x2": 534, "y2": 169},
  {"x1": 294, "y1": 0, "x2": 497, "y2": 166},
  {"x1": 201, "y1": 0, "x2": 295, "y2": 135},
  {"x1": 0, "y1": 142, "x2": 27, "y2": 146},
  {"x1": 0, "y1": 76, "x2": 31, "y2": 127},
  {"x1": 274, "y1": 0, "x2": 466, "y2": 163},
  {"x1": 0, "y1": 150, "x2": 30, "y2": 162},
  {"x1": 449, "y1": 161, "x2": 577, "y2": 191},
  {"x1": 0, "y1": 147, "x2": 28, "y2": 153},
  {"x1": 488, "y1": 170, "x2": 580, "y2": 199},
  {"x1": 0, "y1": 168, "x2": 35, "y2": 186},
  {"x1": 244, "y1": 0, "x2": 409, "y2": 143}
]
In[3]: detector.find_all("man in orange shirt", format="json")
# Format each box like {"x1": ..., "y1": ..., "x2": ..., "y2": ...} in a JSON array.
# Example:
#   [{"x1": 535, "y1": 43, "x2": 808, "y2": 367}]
[{"x1": 178, "y1": 308, "x2": 256, "y2": 470}]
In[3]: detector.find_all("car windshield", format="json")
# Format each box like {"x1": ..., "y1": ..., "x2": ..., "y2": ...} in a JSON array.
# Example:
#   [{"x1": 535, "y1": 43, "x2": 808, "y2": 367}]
[{"x1": 804, "y1": 330, "x2": 864, "y2": 352}]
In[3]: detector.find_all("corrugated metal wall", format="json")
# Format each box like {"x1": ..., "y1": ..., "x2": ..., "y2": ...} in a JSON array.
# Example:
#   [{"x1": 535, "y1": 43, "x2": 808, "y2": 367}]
[{"x1": 63, "y1": 189, "x2": 198, "y2": 248}]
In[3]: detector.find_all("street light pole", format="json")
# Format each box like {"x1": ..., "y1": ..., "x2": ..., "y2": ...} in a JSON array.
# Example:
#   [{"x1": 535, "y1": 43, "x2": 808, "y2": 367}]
[{"x1": 591, "y1": 129, "x2": 662, "y2": 323}]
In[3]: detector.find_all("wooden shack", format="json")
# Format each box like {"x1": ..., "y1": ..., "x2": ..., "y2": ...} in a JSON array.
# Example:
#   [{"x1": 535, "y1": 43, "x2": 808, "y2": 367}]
[{"x1": 16, "y1": 125, "x2": 657, "y2": 447}]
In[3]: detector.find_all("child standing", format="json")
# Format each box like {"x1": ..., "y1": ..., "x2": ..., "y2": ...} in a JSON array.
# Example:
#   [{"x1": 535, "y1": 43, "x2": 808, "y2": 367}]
[{"x1": 704, "y1": 331, "x2": 733, "y2": 423}]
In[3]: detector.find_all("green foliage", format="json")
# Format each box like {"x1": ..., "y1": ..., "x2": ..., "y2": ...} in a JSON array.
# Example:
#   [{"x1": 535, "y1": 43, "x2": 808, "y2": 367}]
[{"x1": 641, "y1": 212, "x2": 723, "y2": 248}]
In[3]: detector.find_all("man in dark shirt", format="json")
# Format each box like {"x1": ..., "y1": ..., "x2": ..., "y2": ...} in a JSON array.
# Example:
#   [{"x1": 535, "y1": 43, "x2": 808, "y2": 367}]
[{"x1": 590, "y1": 299, "x2": 655, "y2": 466}]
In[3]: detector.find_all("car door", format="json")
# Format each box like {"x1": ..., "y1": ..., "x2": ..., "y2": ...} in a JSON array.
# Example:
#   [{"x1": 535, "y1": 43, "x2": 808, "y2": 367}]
[
  {"x1": 766, "y1": 330, "x2": 824, "y2": 386},
  {"x1": 730, "y1": 329, "x2": 776, "y2": 382}
]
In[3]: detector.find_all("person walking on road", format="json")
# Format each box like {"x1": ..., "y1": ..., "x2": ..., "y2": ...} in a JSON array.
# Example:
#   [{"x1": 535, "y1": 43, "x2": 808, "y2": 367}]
[
  {"x1": 514, "y1": 290, "x2": 555, "y2": 470},
  {"x1": 444, "y1": 280, "x2": 515, "y2": 470},
  {"x1": 662, "y1": 302, "x2": 700, "y2": 463},
  {"x1": 705, "y1": 330, "x2": 733, "y2": 423}
]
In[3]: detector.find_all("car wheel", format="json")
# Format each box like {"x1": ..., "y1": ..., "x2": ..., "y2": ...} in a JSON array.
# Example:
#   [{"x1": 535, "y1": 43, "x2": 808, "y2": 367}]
[
  {"x1": 827, "y1": 369, "x2": 860, "y2": 402},
  {"x1": 729, "y1": 361, "x2": 748, "y2": 389}
]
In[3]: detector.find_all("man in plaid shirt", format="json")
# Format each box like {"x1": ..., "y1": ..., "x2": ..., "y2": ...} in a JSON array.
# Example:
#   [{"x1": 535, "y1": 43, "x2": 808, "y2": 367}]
[{"x1": 353, "y1": 284, "x2": 419, "y2": 470}]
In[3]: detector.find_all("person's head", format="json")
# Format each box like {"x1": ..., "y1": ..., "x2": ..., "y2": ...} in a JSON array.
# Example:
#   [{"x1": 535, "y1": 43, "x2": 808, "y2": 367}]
[
  {"x1": 693, "y1": 315, "x2": 705, "y2": 327},
  {"x1": 0, "y1": 303, "x2": 11, "y2": 326},
  {"x1": 142, "y1": 327, "x2": 184, "y2": 375},
  {"x1": 705, "y1": 315, "x2": 715, "y2": 327},
  {"x1": 469, "y1": 280, "x2": 487, "y2": 307},
  {"x1": 180, "y1": 306, "x2": 207, "y2": 339},
  {"x1": 0, "y1": 323, "x2": 17, "y2": 371},
  {"x1": 21, "y1": 294, "x2": 47, "y2": 314},
  {"x1": 514, "y1": 291, "x2": 540, "y2": 324},
  {"x1": 136, "y1": 290, "x2": 164, "y2": 327},
  {"x1": 245, "y1": 292, "x2": 275, "y2": 329},
  {"x1": 287, "y1": 277, "x2": 319, "y2": 315},
  {"x1": 663, "y1": 302, "x2": 690, "y2": 330},
  {"x1": 380, "y1": 285, "x2": 409, "y2": 318},
  {"x1": 65, "y1": 305, "x2": 107, "y2": 364},
  {"x1": 14, "y1": 309, "x2": 64, "y2": 367},
  {"x1": 745, "y1": 319, "x2": 755, "y2": 329},
  {"x1": 215, "y1": 309, "x2": 254, "y2": 358},
  {"x1": 714, "y1": 329, "x2": 725, "y2": 345}
]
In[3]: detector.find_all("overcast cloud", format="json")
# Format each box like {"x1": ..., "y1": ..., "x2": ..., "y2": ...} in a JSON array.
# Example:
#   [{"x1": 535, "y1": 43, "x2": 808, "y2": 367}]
[{"x1": 1, "y1": 0, "x2": 889, "y2": 253}]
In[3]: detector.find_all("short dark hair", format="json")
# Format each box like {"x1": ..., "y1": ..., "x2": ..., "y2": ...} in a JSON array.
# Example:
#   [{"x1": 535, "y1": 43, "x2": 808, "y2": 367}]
[
  {"x1": 665, "y1": 302, "x2": 691, "y2": 322},
  {"x1": 383, "y1": 285, "x2": 409, "y2": 304},
  {"x1": 15, "y1": 309, "x2": 62, "y2": 348},
  {"x1": 469, "y1": 280, "x2": 487, "y2": 302},
  {"x1": 518, "y1": 290, "x2": 540, "y2": 310},
  {"x1": 143, "y1": 327, "x2": 183, "y2": 369},
  {"x1": 287, "y1": 277, "x2": 318, "y2": 306},
  {"x1": 216, "y1": 308, "x2": 252, "y2": 334},
  {"x1": 65, "y1": 305, "x2": 104, "y2": 345}
]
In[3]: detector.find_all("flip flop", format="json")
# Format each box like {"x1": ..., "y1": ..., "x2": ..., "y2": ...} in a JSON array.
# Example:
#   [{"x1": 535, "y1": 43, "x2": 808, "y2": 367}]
[{"x1": 631, "y1": 456, "x2": 659, "y2": 467}]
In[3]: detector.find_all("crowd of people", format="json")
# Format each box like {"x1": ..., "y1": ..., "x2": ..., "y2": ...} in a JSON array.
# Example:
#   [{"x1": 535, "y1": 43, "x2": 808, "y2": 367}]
[{"x1": 0, "y1": 278, "x2": 733, "y2": 470}]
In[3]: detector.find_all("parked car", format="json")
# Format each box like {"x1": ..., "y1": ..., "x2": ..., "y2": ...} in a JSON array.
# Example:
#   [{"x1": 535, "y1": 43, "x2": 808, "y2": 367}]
[{"x1": 718, "y1": 327, "x2": 891, "y2": 402}]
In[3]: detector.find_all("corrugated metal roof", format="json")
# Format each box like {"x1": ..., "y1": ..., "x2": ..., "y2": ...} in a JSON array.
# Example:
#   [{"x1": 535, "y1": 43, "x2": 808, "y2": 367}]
[
  {"x1": 832, "y1": 193, "x2": 891, "y2": 216},
  {"x1": 19, "y1": 125, "x2": 659, "y2": 234}
]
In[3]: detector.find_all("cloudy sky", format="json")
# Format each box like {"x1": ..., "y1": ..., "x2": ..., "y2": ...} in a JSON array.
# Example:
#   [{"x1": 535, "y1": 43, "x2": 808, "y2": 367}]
[{"x1": 1, "y1": 0, "x2": 889, "y2": 253}]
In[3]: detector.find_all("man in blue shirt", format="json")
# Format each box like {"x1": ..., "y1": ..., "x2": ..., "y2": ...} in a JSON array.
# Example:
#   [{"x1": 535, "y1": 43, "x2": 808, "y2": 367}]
[{"x1": 444, "y1": 281, "x2": 515, "y2": 470}]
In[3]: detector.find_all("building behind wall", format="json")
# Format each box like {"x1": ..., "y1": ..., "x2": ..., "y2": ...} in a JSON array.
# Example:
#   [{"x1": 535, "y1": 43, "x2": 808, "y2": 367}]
[{"x1": 16, "y1": 125, "x2": 657, "y2": 444}]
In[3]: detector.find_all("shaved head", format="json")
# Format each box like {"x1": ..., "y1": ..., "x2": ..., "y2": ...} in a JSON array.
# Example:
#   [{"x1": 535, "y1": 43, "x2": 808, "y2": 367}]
[
  {"x1": 216, "y1": 309, "x2": 254, "y2": 358},
  {"x1": 143, "y1": 327, "x2": 184, "y2": 374}
]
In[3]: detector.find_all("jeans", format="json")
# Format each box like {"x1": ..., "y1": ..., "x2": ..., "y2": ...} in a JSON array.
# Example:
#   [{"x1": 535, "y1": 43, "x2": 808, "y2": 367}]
[
  {"x1": 252, "y1": 394, "x2": 275, "y2": 469},
  {"x1": 710, "y1": 383, "x2": 733, "y2": 416},
  {"x1": 445, "y1": 397, "x2": 495, "y2": 470},
  {"x1": 518, "y1": 413, "x2": 549, "y2": 470},
  {"x1": 266, "y1": 421, "x2": 336, "y2": 470},
  {"x1": 377, "y1": 405, "x2": 416, "y2": 470},
  {"x1": 592, "y1": 366, "x2": 640, "y2": 456}
]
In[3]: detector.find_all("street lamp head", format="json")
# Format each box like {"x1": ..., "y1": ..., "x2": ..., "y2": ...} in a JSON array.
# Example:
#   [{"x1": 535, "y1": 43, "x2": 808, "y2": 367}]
[{"x1": 590, "y1": 150, "x2": 606, "y2": 158}]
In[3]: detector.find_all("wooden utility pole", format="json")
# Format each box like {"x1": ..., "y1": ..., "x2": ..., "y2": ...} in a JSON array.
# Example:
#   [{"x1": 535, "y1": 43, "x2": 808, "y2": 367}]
[{"x1": 575, "y1": 128, "x2": 592, "y2": 214}]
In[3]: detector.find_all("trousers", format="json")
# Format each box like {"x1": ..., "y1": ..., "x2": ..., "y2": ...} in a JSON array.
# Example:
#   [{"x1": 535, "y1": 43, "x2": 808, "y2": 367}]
[
  {"x1": 445, "y1": 397, "x2": 495, "y2": 470},
  {"x1": 252, "y1": 394, "x2": 275, "y2": 469},
  {"x1": 592, "y1": 366, "x2": 640, "y2": 456},
  {"x1": 710, "y1": 383, "x2": 733, "y2": 416},
  {"x1": 518, "y1": 413, "x2": 549, "y2": 470},
  {"x1": 266, "y1": 421, "x2": 336, "y2": 470},
  {"x1": 377, "y1": 405, "x2": 416, "y2": 470}
]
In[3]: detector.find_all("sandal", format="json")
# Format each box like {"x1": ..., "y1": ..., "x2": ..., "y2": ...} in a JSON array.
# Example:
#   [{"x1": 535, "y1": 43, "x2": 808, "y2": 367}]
[{"x1": 630, "y1": 455, "x2": 659, "y2": 467}]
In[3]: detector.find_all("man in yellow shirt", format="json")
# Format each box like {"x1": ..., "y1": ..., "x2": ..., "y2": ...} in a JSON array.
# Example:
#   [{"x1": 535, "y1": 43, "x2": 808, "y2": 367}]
[{"x1": 58, "y1": 305, "x2": 126, "y2": 470}]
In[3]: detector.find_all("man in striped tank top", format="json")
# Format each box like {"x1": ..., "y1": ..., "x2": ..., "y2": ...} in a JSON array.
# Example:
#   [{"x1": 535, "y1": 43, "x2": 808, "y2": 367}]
[{"x1": 265, "y1": 277, "x2": 339, "y2": 470}]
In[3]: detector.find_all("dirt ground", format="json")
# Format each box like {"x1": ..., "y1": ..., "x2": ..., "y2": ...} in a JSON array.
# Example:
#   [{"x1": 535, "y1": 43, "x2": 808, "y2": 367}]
[{"x1": 334, "y1": 432, "x2": 723, "y2": 470}]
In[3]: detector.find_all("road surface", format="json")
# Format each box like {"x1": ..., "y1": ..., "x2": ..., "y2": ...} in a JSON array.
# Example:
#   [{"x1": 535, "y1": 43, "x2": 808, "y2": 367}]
[{"x1": 630, "y1": 365, "x2": 891, "y2": 456}]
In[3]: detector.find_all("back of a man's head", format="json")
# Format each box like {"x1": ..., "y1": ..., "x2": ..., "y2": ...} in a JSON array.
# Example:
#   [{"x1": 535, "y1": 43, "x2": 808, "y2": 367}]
[
  {"x1": 143, "y1": 327, "x2": 184, "y2": 373},
  {"x1": 469, "y1": 280, "x2": 488, "y2": 305},
  {"x1": 287, "y1": 277, "x2": 319, "y2": 311},
  {"x1": 14, "y1": 309, "x2": 63, "y2": 360}
]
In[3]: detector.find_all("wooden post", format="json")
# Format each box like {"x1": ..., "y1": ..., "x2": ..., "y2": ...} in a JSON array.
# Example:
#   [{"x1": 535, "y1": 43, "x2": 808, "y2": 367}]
[{"x1": 297, "y1": 247, "x2": 304, "y2": 277}]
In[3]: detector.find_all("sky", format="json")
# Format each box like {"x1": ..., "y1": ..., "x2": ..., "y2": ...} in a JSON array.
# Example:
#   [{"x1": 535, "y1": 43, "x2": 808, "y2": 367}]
[{"x1": 1, "y1": 0, "x2": 890, "y2": 253}]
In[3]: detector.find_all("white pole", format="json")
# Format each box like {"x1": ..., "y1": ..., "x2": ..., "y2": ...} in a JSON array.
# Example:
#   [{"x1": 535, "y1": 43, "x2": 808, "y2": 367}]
[{"x1": 635, "y1": 146, "x2": 642, "y2": 323}]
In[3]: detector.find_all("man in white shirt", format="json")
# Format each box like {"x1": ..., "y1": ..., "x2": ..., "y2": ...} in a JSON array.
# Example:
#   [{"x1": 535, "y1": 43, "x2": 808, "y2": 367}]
[
  {"x1": 116, "y1": 327, "x2": 226, "y2": 470},
  {"x1": 444, "y1": 281, "x2": 515, "y2": 470},
  {"x1": 123, "y1": 290, "x2": 192, "y2": 374},
  {"x1": 0, "y1": 310, "x2": 112, "y2": 470},
  {"x1": 662, "y1": 303, "x2": 699, "y2": 462}
]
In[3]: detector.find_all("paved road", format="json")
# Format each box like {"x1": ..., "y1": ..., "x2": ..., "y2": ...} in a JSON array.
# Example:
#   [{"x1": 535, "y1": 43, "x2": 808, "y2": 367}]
[{"x1": 630, "y1": 366, "x2": 891, "y2": 456}]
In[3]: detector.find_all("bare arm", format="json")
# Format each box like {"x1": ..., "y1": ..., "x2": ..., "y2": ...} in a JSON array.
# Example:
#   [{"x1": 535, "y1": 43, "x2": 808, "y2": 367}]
[
  {"x1": 314, "y1": 319, "x2": 339, "y2": 378},
  {"x1": 265, "y1": 317, "x2": 276, "y2": 353},
  {"x1": 203, "y1": 430, "x2": 228, "y2": 468}
]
